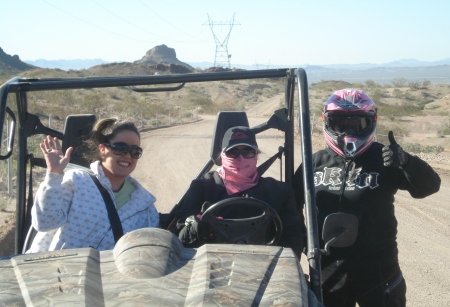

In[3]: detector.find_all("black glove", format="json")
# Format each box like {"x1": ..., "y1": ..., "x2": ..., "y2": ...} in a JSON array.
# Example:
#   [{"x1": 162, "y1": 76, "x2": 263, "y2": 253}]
[
  {"x1": 178, "y1": 201, "x2": 212, "y2": 246},
  {"x1": 382, "y1": 131, "x2": 410, "y2": 167}
]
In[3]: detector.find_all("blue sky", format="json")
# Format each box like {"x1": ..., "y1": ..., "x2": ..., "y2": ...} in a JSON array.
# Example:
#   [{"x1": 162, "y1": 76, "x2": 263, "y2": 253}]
[{"x1": 1, "y1": 0, "x2": 449, "y2": 66}]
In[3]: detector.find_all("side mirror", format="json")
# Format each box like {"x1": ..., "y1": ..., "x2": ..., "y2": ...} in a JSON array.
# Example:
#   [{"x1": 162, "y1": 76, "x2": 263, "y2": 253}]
[
  {"x1": 321, "y1": 213, "x2": 358, "y2": 255},
  {"x1": 0, "y1": 107, "x2": 15, "y2": 160}
]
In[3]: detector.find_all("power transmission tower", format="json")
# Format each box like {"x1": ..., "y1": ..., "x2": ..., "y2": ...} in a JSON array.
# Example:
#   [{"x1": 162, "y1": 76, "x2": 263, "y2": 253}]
[
  {"x1": 253, "y1": 60, "x2": 271, "y2": 70},
  {"x1": 205, "y1": 14, "x2": 240, "y2": 68}
]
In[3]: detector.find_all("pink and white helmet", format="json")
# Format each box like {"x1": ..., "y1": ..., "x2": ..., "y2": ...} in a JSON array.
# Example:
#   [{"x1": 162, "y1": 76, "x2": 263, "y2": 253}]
[{"x1": 322, "y1": 89, "x2": 377, "y2": 158}]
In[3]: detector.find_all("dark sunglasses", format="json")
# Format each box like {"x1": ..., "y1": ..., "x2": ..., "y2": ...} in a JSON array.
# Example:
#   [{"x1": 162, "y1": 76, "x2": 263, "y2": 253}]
[
  {"x1": 103, "y1": 142, "x2": 143, "y2": 159},
  {"x1": 225, "y1": 148, "x2": 257, "y2": 159}
]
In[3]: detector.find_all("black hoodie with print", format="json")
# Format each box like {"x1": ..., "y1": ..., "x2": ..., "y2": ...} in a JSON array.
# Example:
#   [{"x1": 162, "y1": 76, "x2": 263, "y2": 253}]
[{"x1": 294, "y1": 142, "x2": 441, "y2": 267}]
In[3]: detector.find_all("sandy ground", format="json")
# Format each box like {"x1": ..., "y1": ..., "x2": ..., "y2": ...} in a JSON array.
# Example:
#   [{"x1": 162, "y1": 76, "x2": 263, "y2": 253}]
[{"x1": 1, "y1": 94, "x2": 449, "y2": 306}]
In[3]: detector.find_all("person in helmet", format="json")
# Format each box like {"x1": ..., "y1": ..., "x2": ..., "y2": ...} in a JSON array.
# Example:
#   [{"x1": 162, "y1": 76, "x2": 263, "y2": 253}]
[
  {"x1": 293, "y1": 89, "x2": 441, "y2": 307},
  {"x1": 322, "y1": 89, "x2": 378, "y2": 158}
]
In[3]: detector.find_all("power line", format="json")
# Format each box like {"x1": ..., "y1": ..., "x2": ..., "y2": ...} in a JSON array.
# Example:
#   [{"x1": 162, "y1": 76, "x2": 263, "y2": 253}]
[
  {"x1": 137, "y1": 0, "x2": 210, "y2": 43},
  {"x1": 204, "y1": 14, "x2": 240, "y2": 68},
  {"x1": 92, "y1": 0, "x2": 169, "y2": 41},
  {"x1": 42, "y1": 0, "x2": 207, "y2": 46},
  {"x1": 41, "y1": 0, "x2": 150, "y2": 44}
]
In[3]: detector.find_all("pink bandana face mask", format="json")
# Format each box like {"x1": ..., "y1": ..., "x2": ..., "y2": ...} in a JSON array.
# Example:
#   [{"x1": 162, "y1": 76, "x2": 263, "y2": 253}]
[{"x1": 217, "y1": 152, "x2": 259, "y2": 195}]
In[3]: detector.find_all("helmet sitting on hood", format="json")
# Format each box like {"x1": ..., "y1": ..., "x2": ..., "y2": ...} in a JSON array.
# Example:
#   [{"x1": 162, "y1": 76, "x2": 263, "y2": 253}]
[{"x1": 322, "y1": 89, "x2": 377, "y2": 158}]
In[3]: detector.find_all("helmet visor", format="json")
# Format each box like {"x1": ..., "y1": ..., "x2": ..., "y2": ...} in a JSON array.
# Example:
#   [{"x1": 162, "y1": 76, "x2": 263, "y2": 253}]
[{"x1": 326, "y1": 115, "x2": 375, "y2": 136}]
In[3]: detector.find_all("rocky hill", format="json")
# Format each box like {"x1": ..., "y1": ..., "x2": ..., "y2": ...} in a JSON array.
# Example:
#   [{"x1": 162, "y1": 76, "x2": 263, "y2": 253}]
[
  {"x1": 73, "y1": 44, "x2": 197, "y2": 76},
  {"x1": 84, "y1": 44, "x2": 193, "y2": 76},
  {"x1": 134, "y1": 44, "x2": 192, "y2": 69},
  {"x1": 0, "y1": 47, "x2": 36, "y2": 76}
]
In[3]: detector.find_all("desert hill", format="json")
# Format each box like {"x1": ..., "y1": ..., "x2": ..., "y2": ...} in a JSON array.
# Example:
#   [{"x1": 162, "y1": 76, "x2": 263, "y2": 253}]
[
  {"x1": 74, "y1": 44, "x2": 200, "y2": 76},
  {"x1": 0, "y1": 47, "x2": 36, "y2": 76},
  {"x1": 134, "y1": 44, "x2": 193, "y2": 69}
]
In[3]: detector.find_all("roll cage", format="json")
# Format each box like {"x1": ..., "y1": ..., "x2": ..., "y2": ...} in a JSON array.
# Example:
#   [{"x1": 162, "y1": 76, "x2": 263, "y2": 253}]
[{"x1": 0, "y1": 68, "x2": 323, "y2": 302}]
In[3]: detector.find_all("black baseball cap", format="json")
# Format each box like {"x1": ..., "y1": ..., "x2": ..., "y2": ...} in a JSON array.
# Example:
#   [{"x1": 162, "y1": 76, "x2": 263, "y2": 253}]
[{"x1": 222, "y1": 126, "x2": 258, "y2": 152}]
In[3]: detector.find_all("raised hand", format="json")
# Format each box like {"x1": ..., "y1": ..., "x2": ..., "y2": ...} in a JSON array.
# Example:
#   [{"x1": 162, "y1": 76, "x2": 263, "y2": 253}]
[
  {"x1": 40, "y1": 136, "x2": 73, "y2": 174},
  {"x1": 381, "y1": 131, "x2": 409, "y2": 167}
]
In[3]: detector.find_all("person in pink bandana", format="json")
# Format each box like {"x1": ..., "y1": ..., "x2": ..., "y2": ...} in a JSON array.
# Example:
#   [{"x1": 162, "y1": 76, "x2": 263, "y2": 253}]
[{"x1": 176, "y1": 126, "x2": 305, "y2": 258}]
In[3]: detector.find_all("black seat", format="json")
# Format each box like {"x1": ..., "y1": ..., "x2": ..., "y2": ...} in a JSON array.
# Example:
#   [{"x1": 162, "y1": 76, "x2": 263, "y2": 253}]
[{"x1": 61, "y1": 114, "x2": 97, "y2": 168}]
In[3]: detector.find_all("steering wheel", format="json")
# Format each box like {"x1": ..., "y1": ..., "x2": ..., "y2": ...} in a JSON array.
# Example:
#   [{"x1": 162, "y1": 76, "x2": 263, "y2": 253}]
[{"x1": 197, "y1": 197, "x2": 283, "y2": 246}]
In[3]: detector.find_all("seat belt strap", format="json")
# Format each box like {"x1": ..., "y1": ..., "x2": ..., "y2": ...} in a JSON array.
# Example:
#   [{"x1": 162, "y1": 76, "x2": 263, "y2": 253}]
[{"x1": 89, "y1": 174, "x2": 124, "y2": 243}]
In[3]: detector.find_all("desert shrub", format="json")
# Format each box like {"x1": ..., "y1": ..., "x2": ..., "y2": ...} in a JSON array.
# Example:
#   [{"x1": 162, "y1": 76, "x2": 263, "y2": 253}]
[
  {"x1": 310, "y1": 80, "x2": 353, "y2": 92},
  {"x1": 367, "y1": 88, "x2": 389, "y2": 104},
  {"x1": 246, "y1": 83, "x2": 271, "y2": 94},
  {"x1": 147, "y1": 118, "x2": 162, "y2": 126},
  {"x1": 110, "y1": 93, "x2": 121, "y2": 100},
  {"x1": 438, "y1": 123, "x2": 450, "y2": 136},
  {"x1": 408, "y1": 81, "x2": 421, "y2": 91},
  {"x1": 189, "y1": 97, "x2": 215, "y2": 113},
  {"x1": 402, "y1": 143, "x2": 444, "y2": 154},
  {"x1": 420, "y1": 91, "x2": 435, "y2": 104},
  {"x1": 352, "y1": 82, "x2": 366, "y2": 89},
  {"x1": 403, "y1": 91, "x2": 416, "y2": 101},
  {"x1": 80, "y1": 93, "x2": 105, "y2": 114},
  {"x1": 182, "y1": 111, "x2": 192, "y2": 118},
  {"x1": 0, "y1": 197, "x2": 8, "y2": 212},
  {"x1": 378, "y1": 103, "x2": 423, "y2": 117},
  {"x1": 422, "y1": 80, "x2": 431, "y2": 89},
  {"x1": 391, "y1": 78, "x2": 407, "y2": 88},
  {"x1": 393, "y1": 88, "x2": 403, "y2": 99},
  {"x1": 189, "y1": 97, "x2": 213, "y2": 107},
  {"x1": 365, "y1": 79, "x2": 380, "y2": 88},
  {"x1": 0, "y1": 161, "x2": 8, "y2": 182}
]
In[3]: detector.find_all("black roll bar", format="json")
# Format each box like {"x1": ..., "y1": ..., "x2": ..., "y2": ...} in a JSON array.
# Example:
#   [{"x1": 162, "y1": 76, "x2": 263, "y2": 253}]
[
  {"x1": 7, "y1": 69, "x2": 290, "y2": 92},
  {"x1": 297, "y1": 68, "x2": 322, "y2": 303}
]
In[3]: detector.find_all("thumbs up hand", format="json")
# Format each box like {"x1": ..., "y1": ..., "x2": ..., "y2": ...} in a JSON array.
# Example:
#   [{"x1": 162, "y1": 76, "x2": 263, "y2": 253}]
[{"x1": 382, "y1": 131, "x2": 410, "y2": 167}]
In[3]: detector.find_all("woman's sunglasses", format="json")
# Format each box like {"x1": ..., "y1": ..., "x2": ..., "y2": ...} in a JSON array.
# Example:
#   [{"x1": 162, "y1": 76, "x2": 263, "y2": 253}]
[
  {"x1": 103, "y1": 142, "x2": 143, "y2": 159},
  {"x1": 225, "y1": 148, "x2": 257, "y2": 159}
]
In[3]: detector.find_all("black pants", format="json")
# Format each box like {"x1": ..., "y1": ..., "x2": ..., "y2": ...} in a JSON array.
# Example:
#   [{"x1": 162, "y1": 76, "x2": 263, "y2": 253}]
[{"x1": 321, "y1": 259, "x2": 406, "y2": 307}]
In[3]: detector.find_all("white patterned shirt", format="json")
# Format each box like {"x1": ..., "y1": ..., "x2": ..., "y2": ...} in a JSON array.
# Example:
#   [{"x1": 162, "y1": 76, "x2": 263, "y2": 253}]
[{"x1": 27, "y1": 161, "x2": 159, "y2": 253}]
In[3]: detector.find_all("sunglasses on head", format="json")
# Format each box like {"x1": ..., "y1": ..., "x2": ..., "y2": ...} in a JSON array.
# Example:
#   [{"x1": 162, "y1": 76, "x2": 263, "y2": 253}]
[
  {"x1": 103, "y1": 142, "x2": 143, "y2": 159},
  {"x1": 225, "y1": 147, "x2": 257, "y2": 159}
]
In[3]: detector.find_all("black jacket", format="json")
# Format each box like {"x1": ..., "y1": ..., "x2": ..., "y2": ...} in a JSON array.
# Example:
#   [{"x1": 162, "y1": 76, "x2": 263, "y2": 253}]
[
  {"x1": 176, "y1": 171, "x2": 305, "y2": 258},
  {"x1": 294, "y1": 143, "x2": 441, "y2": 266}
]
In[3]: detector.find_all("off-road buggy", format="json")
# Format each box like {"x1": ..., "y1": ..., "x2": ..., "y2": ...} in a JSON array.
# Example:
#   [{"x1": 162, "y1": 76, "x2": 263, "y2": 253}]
[{"x1": 0, "y1": 68, "x2": 357, "y2": 306}]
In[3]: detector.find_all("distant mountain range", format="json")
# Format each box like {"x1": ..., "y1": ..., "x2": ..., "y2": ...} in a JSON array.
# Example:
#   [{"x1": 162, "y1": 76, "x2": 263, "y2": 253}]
[
  {"x1": 25, "y1": 58, "x2": 450, "y2": 72},
  {"x1": 2, "y1": 44, "x2": 450, "y2": 84},
  {"x1": 24, "y1": 58, "x2": 107, "y2": 70}
]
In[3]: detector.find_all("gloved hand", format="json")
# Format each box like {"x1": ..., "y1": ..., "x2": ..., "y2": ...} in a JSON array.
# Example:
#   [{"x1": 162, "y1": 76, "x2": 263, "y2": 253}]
[
  {"x1": 382, "y1": 131, "x2": 410, "y2": 167},
  {"x1": 178, "y1": 201, "x2": 212, "y2": 246}
]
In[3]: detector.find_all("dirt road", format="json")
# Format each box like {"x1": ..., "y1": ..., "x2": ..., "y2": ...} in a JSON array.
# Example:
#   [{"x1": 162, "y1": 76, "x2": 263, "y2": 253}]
[{"x1": 133, "y1": 112, "x2": 450, "y2": 307}]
